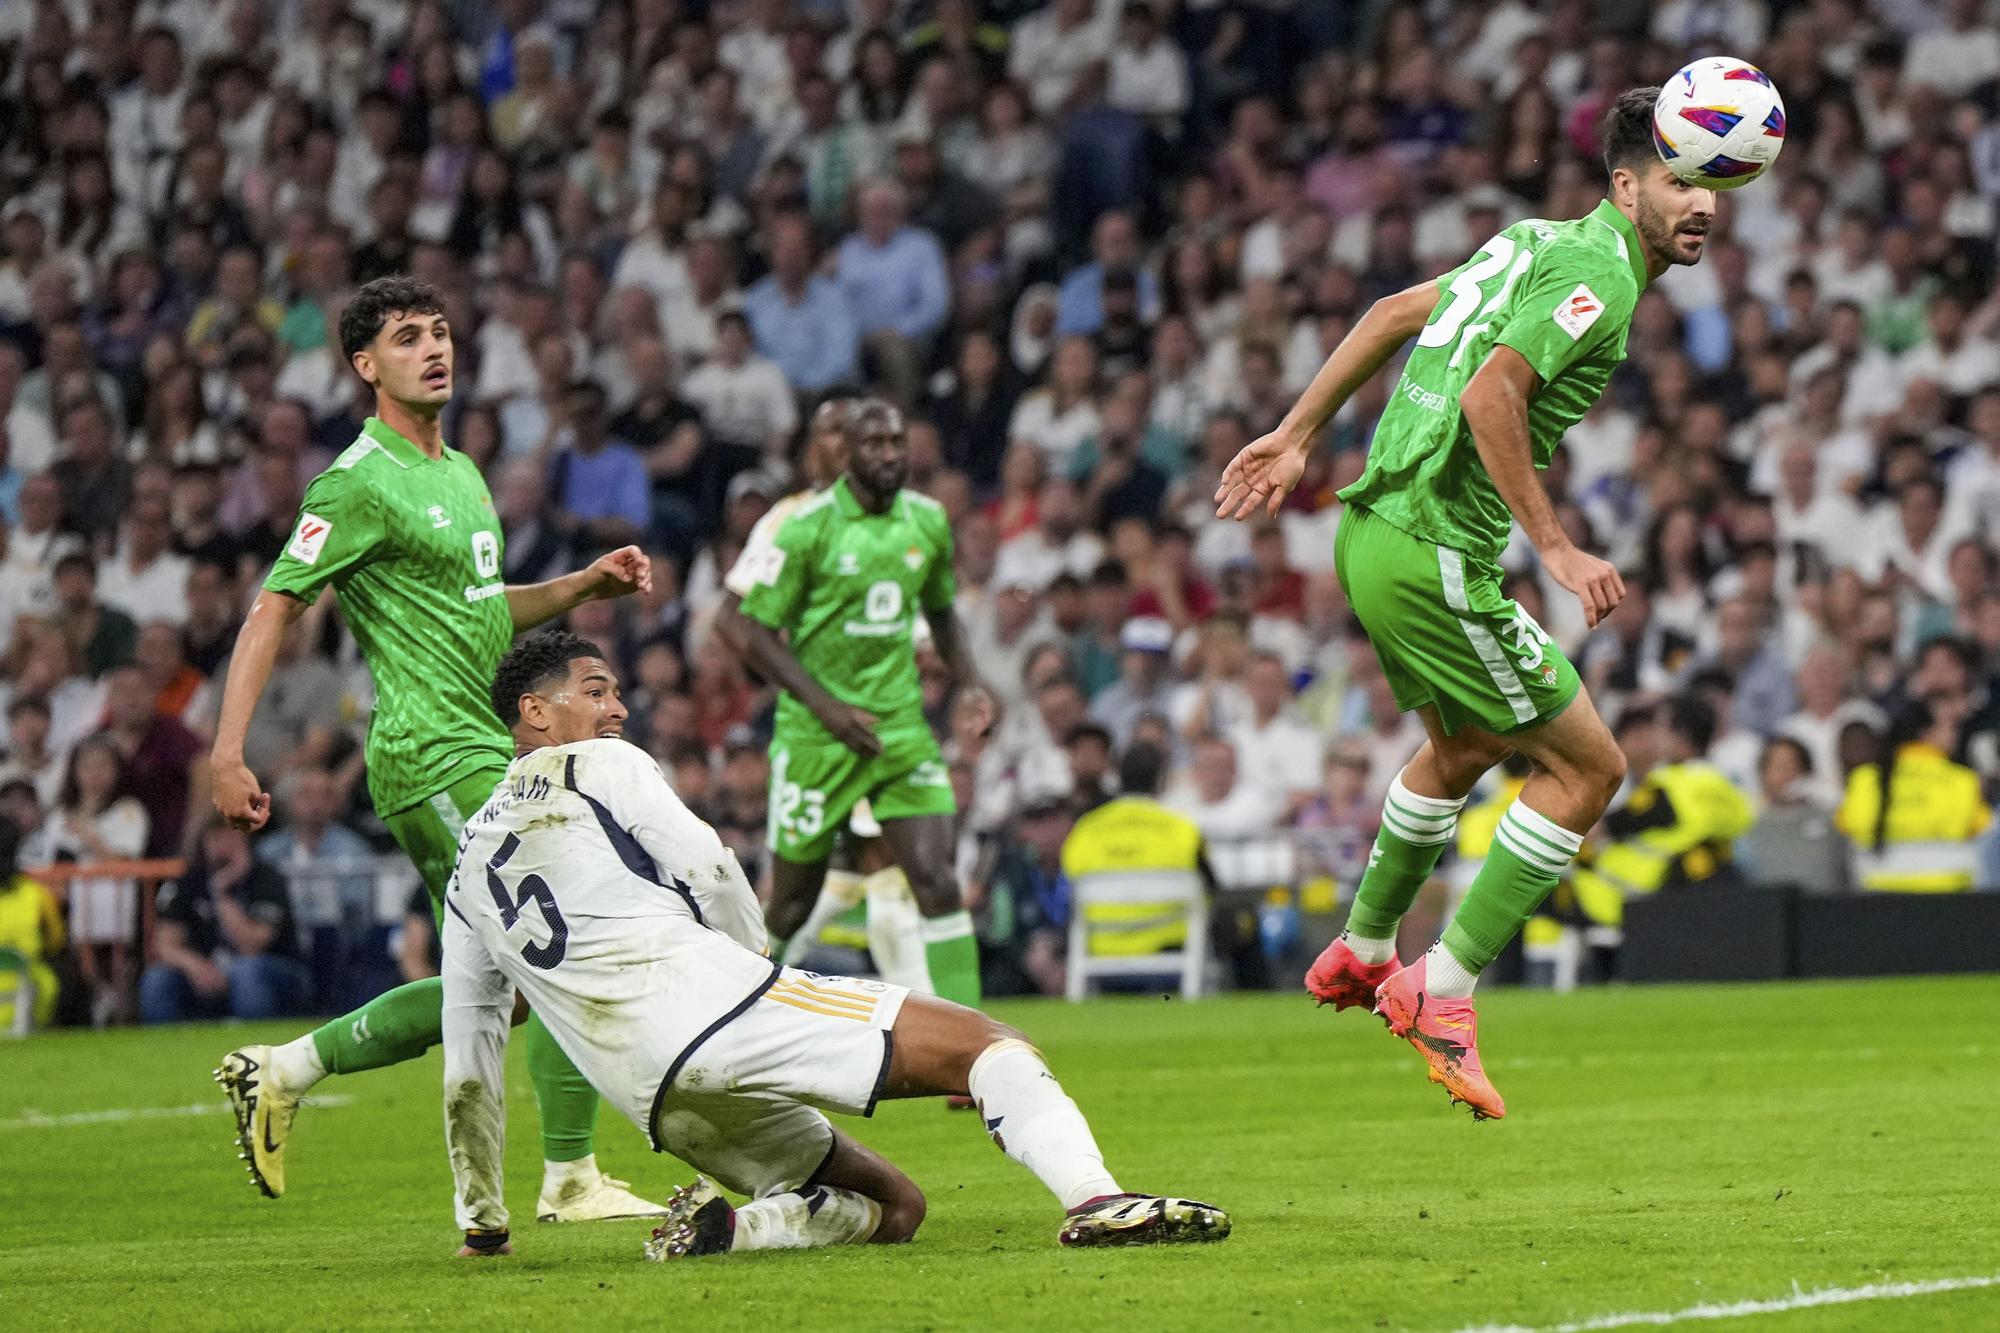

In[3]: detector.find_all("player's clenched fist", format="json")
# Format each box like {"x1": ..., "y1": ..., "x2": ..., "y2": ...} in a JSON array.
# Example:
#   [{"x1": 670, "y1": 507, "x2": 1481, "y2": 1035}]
[
  {"x1": 584, "y1": 546, "x2": 653, "y2": 600},
  {"x1": 1542, "y1": 544, "x2": 1625, "y2": 629},
  {"x1": 1214, "y1": 430, "x2": 1309, "y2": 521},
  {"x1": 212, "y1": 758, "x2": 272, "y2": 831}
]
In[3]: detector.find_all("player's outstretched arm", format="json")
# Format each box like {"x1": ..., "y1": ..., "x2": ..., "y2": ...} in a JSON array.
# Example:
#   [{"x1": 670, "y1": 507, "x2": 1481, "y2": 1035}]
[
  {"x1": 1215, "y1": 278, "x2": 1440, "y2": 520},
  {"x1": 441, "y1": 906, "x2": 515, "y2": 1256},
  {"x1": 504, "y1": 545, "x2": 654, "y2": 631},
  {"x1": 210, "y1": 589, "x2": 312, "y2": 831},
  {"x1": 1461, "y1": 346, "x2": 1624, "y2": 628}
]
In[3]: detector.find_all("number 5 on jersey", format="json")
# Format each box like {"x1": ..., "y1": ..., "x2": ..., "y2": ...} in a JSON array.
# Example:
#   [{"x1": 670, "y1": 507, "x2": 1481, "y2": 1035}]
[{"x1": 486, "y1": 832, "x2": 567, "y2": 968}]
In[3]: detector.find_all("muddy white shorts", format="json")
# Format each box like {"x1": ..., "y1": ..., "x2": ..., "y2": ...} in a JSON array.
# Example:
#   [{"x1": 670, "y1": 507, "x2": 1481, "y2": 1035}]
[{"x1": 649, "y1": 968, "x2": 910, "y2": 1198}]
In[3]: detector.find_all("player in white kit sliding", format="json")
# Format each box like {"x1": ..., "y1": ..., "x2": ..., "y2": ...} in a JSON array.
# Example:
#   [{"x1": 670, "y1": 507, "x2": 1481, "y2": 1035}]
[{"x1": 440, "y1": 630, "x2": 1229, "y2": 1259}]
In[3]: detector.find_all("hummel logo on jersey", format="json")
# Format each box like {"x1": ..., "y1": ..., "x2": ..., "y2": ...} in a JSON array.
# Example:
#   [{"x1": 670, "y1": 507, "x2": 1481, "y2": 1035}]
[
  {"x1": 429, "y1": 505, "x2": 452, "y2": 528},
  {"x1": 287, "y1": 513, "x2": 332, "y2": 565},
  {"x1": 904, "y1": 546, "x2": 924, "y2": 571},
  {"x1": 1552, "y1": 283, "x2": 1604, "y2": 341},
  {"x1": 837, "y1": 552, "x2": 860, "y2": 575}
]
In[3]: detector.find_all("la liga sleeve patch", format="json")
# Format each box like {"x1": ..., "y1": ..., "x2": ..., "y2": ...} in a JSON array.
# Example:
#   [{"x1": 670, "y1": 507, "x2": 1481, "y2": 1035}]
[
  {"x1": 1551, "y1": 283, "x2": 1604, "y2": 341},
  {"x1": 287, "y1": 511, "x2": 332, "y2": 565}
]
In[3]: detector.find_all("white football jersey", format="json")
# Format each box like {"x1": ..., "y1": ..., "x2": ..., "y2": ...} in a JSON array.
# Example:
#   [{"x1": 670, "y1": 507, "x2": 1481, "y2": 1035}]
[
  {"x1": 722, "y1": 488, "x2": 815, "y2": 597},
  {"x1": 441, "y1": 738, "x2": 778, "y2": 1230}
]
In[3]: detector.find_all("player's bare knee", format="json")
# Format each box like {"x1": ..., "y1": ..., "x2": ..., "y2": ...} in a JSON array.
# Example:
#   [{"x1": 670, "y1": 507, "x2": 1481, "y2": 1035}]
[{"x1": 871, "y1": 1180, "x2": 927, "y2": 1243}]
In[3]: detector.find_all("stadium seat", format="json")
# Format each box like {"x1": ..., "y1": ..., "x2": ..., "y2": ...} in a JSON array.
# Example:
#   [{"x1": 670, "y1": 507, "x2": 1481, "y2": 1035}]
[{"x1": 1064, "y1": 868, "x2": 1210, "y2": 1002}]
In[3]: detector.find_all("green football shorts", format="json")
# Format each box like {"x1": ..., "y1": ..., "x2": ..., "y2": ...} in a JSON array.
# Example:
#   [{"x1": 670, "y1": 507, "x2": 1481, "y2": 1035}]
[
  {"x1": 768, "y1": 725, "x2": 955, "y2": 864},
  {"x1": 1335, "y1": 505, "x2": 1580, "y2": 738},
  {"x1": 381, "y1": 762, "x2": 510, "y2": 921}
]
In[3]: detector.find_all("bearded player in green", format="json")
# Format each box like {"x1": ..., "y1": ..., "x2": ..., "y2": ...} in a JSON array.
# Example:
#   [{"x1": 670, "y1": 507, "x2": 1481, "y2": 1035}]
[
  {"x1": 734, "y1": 398, "x2": 994, "y2": 1010},
  {"x1": 210, "y1": 276, "x2": 666, "y2": 1221},
  {"x1": 1217, "y1": 89, "x2": 1722, "y2": 1120}
]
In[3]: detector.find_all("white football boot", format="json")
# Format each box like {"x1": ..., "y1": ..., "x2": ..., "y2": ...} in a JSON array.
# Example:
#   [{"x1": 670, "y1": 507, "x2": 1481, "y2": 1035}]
[{"x1": 537, "y1": 1157, "x2": 671, "y2": 1222}]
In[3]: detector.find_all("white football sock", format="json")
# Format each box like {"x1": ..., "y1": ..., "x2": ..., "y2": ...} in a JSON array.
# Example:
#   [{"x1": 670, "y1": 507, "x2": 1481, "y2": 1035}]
[
  {"x1": 782, "y1": 870, "x2": 867, "y2": 966},
  {"x1": 1340, "y1": 931, "x2": 1396, "y2": 965},
  {"x1": 731, "y1": 1187, "x2": 882, "y2": 1251},
  {"x1": 1423, "y1": 943, "x2": 1482, "y2": 999},
  {"x1": 863, "y1": 866, "x2": 933, "y2": 992},
  {"x1": 967, "y1": 1038, "x2": 1121, "y2": 1211},
  {"x1": 542, "y1": 1153, "x2": 599, "y2": 1193},
  {"x1": 269, "y1": 1034, "x2": 327, "y2": 1095}
]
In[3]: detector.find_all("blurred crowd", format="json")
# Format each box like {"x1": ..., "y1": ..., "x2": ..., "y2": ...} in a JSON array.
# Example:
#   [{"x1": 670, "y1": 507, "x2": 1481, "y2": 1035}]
[{"x1": 3, "y1": 0, "x2": 2000, "y2": 1025}]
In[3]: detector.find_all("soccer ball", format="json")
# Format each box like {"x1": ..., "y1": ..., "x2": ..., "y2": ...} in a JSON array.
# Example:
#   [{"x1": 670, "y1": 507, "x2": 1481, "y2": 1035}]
[{"x1": 1651, "y1": 57, "x2": 1786, "y2": 190}]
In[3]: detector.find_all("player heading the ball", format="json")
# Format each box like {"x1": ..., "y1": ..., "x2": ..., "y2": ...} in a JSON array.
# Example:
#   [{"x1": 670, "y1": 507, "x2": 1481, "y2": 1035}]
[{"x1": 1216, "y1": 78, "x2": 1770, "y2": 1119}]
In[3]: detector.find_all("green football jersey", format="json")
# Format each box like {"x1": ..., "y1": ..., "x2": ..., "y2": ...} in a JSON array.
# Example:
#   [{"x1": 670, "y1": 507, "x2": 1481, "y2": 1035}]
[
  {"x1": 1339, "y1": 198, "x2": 1650, "y2": 564},
  {"x1": 263, "y1": 417, "x2": 512, "y2": 817},
  {"x1": 737, "y1": 475, "x2": 955, "y2": 744}
]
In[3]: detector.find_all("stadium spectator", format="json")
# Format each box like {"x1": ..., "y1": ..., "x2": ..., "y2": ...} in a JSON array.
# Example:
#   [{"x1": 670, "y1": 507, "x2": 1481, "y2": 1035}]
[
  {"x1": 1740, "y1": 736, "x2": 1853, "y2": 895},
  {"x1": 835, "y1": 178, "x2": 950, "y2": 405},
  {"x1": 50, "y1": 553, "x2": 136, "y2": 679},
  {"x1": 680, "y1": 311, "x2": 798, "y2": 457},
  {"x1": 140, "y1": 820, "x2": 307, "y2": 1024},
  {"x1": 1090, "y1": 615, "x2": 1175, "y2": 748},
  {"x1": 257, "y1": 767, "x2": 376, "y2": 937},
  {"x1": 743, "y1": 211, "x2": 861, "y2": 395},
  {"x1": 548, "y1": 379, "x2": 652, "y2": 550},
  {"x1": 38, "y1": 735, "x2": 148, "y2": 1025},
  {"x1": 976, "y1": 789, "x2": 1075, "y2": 997},
  {"x1": 0, "y1": 697, "x2": 64, "y2": 809},
  {"x1": 100, "y1": 664, "x2": 202, "y2": 860},
  {"x1": 97, "y1": 504, "x2": 192, "y2": 627}
]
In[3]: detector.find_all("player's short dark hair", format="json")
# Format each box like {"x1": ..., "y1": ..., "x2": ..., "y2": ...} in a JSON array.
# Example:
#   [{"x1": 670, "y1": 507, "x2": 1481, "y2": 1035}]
[
  {"x1": 339, "y1": 275, "x2": 447, "y2": 362},
  {"x1": 1118, "y1": 741, "x2": 1168, "y2": 796},
  {"x1": 491, "y1": 630, "x2": 609, "y2": 727},
  {"x1": 843, "y1": 396, "x2": 902, "y2": 442},
  {"x1": 1601, "y1": 87, "x2": 1662, "y2": 179}
]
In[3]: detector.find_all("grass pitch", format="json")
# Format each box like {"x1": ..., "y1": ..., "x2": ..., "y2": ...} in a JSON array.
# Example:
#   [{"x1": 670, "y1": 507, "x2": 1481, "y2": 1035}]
[{"x1": 3, "y1": 976, "x2": 1998, "y2": 1331}]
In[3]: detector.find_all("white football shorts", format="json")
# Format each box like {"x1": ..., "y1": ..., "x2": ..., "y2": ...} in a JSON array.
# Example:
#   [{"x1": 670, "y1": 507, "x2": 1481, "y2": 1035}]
[{"x1": 650, "y1": 968, "x2": 910, "y2": 1198}]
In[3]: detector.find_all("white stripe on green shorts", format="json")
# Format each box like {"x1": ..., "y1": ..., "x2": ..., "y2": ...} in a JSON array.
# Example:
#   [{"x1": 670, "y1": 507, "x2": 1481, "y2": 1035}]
[
  {"x1": 429, "y1": 790, "x2": 466, "y2": 838},
  {"x1": 1436, "y1": 546, "x2": 1537, "y2": 726}
]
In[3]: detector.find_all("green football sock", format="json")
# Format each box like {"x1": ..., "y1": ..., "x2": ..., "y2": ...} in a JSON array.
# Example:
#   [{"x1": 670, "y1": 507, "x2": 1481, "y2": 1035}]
[
  {"x1": 1440, "y1": 801, "x2": 1584, "y2": 973},
  {"x1": 526, "y1": 1012, "x2": 599, "y2": 1164},
  {"x1": 1345, "y1": 772, "x2": 1467, "y2": 940},
  {"x1": 920, "y1": 909, "x2": 981, "y2": 1007},
  {"x1": 308, "y1": 977, "x2": 443, "y2": 1074}
]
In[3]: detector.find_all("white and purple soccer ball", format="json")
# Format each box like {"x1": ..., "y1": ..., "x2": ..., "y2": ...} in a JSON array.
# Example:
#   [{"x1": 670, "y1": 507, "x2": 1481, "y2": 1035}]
[{"x1": 1651, "y1": 56, "x2": 1786, "y2": 191}]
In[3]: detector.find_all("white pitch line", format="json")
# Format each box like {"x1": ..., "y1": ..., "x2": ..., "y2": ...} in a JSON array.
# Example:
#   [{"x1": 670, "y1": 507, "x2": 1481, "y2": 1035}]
[
  {"x1": 0, "y1": 1094, "x2": 354, "y2": 1131},
  {"x1": 1452, "y1": 1274, "x2": 2000, "y2": 1332}
]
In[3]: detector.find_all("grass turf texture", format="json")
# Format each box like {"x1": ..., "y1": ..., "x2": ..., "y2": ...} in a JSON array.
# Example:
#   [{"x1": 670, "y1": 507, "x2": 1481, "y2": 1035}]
[{"x1": 3, "y1": 977, "x2": 1998, "y2": 1332}]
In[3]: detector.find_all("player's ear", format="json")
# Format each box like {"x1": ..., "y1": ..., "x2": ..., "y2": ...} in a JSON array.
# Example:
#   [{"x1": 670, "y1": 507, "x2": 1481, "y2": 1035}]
[
  {"x1": 351, "y1": 348, "x2": 376, "y2": 387},
  {"x1": 517, "y1": 691, "x2": 545, "y2": 732}
]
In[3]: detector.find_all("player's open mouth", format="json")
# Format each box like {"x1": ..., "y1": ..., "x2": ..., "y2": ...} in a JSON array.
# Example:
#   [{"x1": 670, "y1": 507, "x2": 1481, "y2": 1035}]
[{"x1": 423, "y1": 366, "x2": 450, "y2": 387}]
